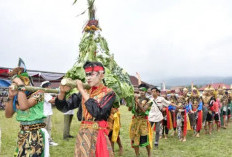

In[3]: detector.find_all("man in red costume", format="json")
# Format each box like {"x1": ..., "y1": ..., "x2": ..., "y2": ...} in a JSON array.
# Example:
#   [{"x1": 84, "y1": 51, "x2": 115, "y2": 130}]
[{"x1": 55, "y1": 61, "x2": 115, "y2": 157}]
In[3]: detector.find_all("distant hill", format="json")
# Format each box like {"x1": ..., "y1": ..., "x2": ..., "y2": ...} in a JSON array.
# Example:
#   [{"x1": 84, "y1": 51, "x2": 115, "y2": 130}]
[{"x1": 148, "y1": 77, "x2": 232, "y2": 87}]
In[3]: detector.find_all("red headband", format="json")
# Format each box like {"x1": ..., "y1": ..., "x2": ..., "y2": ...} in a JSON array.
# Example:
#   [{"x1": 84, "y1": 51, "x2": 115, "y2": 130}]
[{"x1": 85, "y1": 66, "x2": 104, "y2": 72}]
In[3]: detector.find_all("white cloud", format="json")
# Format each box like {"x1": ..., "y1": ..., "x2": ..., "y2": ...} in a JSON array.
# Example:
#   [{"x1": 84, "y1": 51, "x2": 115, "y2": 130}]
[{"x1": 0, "y1": 0, "x2": 232, "y2": 81}]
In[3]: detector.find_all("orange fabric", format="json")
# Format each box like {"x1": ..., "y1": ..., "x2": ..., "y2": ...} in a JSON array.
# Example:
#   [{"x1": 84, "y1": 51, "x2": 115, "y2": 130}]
[{"x1": 168, "y1": 110, "x2": 173, "y2": 130}]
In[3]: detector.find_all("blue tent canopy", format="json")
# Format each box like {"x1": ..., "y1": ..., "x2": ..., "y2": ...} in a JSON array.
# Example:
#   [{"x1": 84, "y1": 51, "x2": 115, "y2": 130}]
[{"x1": 0, "y1": 79, "x2": 11, "y2": 87}]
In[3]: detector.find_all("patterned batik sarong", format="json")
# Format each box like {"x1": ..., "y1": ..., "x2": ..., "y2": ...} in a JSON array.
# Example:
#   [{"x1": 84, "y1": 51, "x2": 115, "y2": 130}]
[
  {"x1": 130, "y1": 116, "x2": 150, "y2": 147},
  {"x1": 14, "y1": 129, "x2": 45, "y2": 157},
  {"x1": 75, "y1": 121, "x2": 114, "y2": 157}
]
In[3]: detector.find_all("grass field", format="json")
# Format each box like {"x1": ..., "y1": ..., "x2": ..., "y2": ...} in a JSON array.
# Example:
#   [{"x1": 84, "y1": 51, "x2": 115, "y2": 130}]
[{"x1": 1, "y1": 106, "x2": 232, "y2": 157}]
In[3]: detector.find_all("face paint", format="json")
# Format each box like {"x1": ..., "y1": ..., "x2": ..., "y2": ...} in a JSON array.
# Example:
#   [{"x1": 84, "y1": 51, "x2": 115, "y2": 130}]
[{"x1": 85, "y1": 71, "x2": 102, "y2": 87}]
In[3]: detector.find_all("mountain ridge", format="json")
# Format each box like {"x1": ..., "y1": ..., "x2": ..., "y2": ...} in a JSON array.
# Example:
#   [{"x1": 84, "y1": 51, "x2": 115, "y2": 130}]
[{"x1": 148, "y1": 76, "x2": 232, "y2": 87}]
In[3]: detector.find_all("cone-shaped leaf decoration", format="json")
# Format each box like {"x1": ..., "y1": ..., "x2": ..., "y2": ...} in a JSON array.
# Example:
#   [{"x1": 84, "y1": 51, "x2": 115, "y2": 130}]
[{"x1": 65, "y1": 0, "x2": 135, "y2": 108}]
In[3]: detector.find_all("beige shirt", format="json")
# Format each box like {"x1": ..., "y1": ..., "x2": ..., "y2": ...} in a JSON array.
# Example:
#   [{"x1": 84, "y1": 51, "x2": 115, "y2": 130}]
[{"x1": 148, "y1": 96, "x2": 171, "y2": 122}]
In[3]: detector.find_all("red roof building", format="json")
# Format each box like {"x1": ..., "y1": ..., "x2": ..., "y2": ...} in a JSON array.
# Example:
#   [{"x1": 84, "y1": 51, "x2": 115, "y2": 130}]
[{"x1": 0, "y1": 67, "x2": 154, "y2": 89}]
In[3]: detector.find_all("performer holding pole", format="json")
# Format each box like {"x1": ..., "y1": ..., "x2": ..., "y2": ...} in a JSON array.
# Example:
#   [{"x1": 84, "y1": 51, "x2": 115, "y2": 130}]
[
  {"x1": 5, "y1": 58, "x2": 49, "y2": 157},
  {"x1": 55, "y1": 1, "x2": 135, "y2": 156},
  {"x1": 55, "y1": 61, "x2": 115, "y2": 157}
]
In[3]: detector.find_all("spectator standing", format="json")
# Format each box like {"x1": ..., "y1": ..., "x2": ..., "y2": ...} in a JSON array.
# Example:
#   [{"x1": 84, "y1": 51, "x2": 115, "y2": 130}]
[{"x1": 41, "y1": 81, "x2": 58, "y2": 146}]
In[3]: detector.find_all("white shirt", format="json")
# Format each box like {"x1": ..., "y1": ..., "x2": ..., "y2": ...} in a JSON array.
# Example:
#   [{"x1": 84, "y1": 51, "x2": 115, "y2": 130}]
[
  {"x1": 154, "y1": 96, "x2": 171, "y2": 110},
  {"x1": 148, "y1": 96, "x2": 171, "y2": 122},
  {"x1": 43, "y1": 93, "x2": 53, "y2": 116}
]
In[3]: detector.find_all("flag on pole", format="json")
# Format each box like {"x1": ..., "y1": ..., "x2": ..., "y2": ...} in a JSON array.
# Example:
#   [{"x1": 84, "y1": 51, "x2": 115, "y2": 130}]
[{"x1": 18, "y1": 58, "x2": 27, "y2": 72}]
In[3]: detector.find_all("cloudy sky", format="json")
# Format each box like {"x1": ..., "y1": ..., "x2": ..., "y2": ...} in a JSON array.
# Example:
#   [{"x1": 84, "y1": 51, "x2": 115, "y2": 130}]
[{"x1": 1, "y1": 0, "x2": 232, "y2": 82}]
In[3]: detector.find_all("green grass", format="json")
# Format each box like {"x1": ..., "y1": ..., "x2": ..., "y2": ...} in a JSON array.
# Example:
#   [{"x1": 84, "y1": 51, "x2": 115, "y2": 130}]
[{"x1": 1, "y1": 106, "x2": 232, "y2": 157}]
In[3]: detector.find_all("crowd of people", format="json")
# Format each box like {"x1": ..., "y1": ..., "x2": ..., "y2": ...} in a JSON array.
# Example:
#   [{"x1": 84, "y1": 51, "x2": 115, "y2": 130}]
[
  {"x1": 3, "y1": 60, "x2": 232, "y2": 157},
  {"x1": 129, "y1": 82, "x2": 232, "y2": 157},
  {"x1": 151, "y1": 85, "x2": 231, "y2": 140}
]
